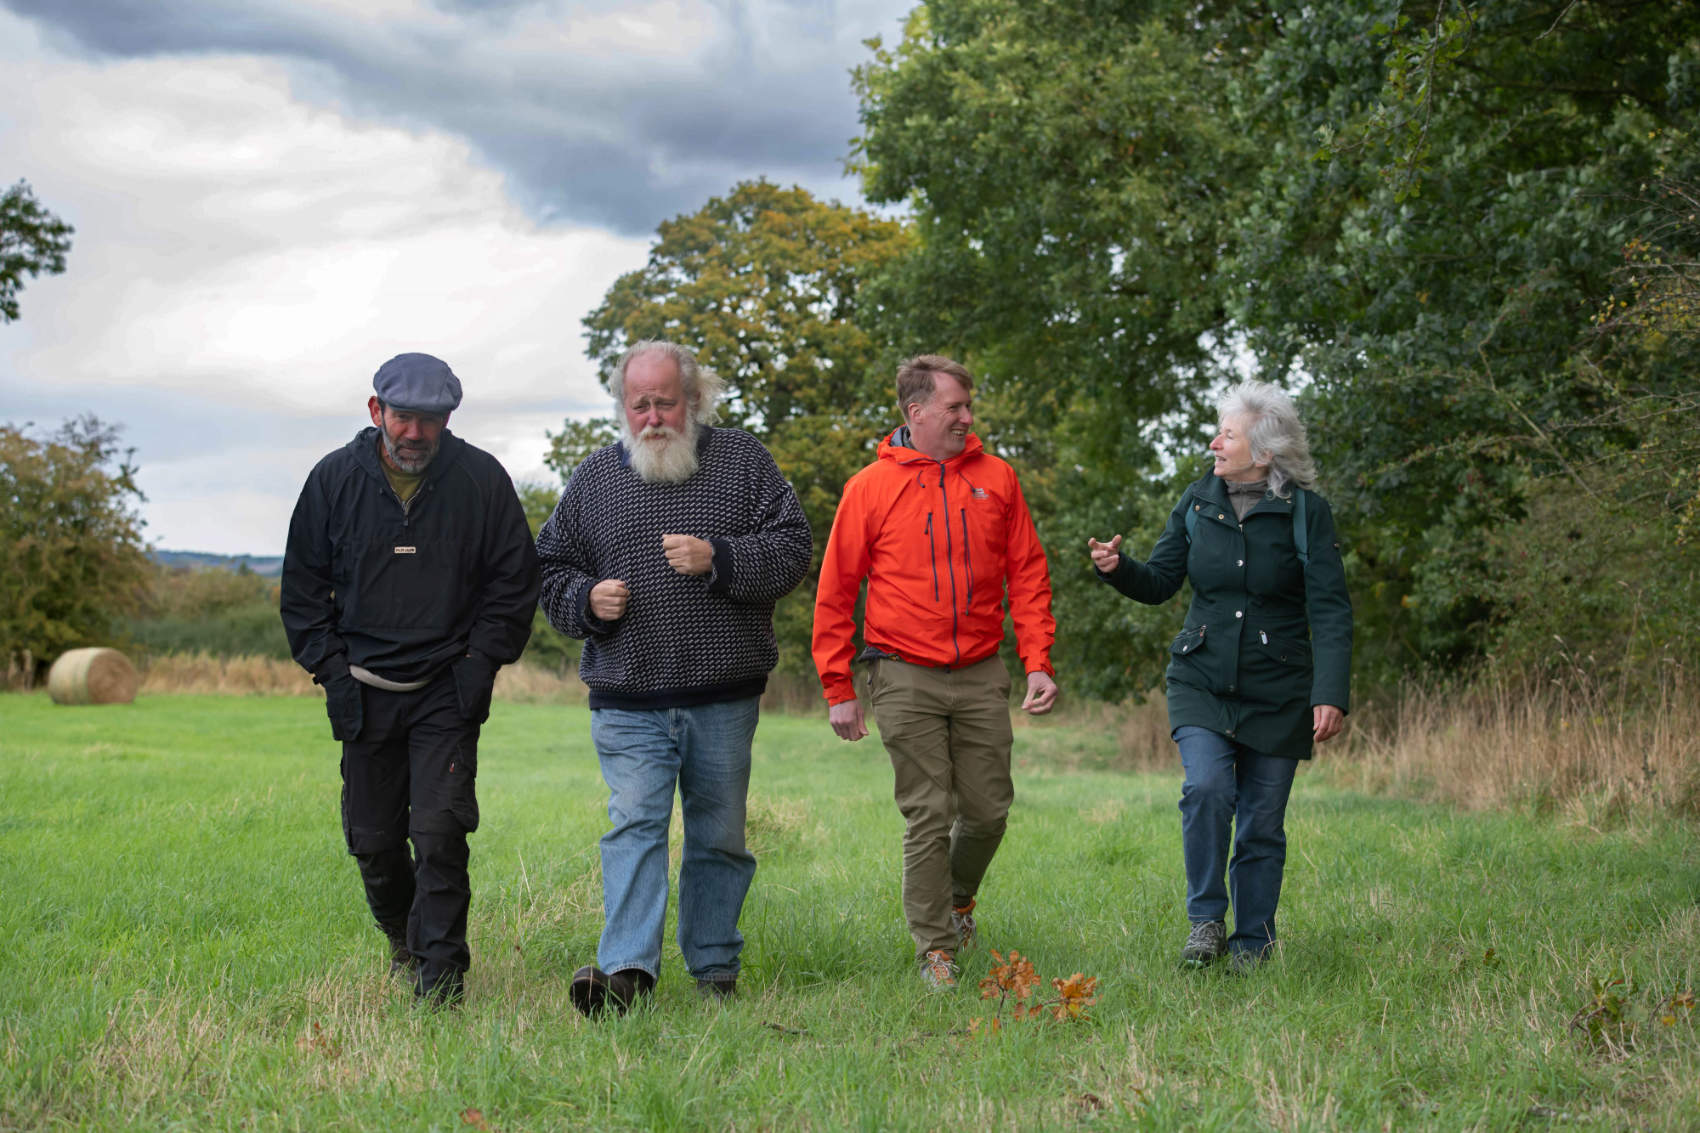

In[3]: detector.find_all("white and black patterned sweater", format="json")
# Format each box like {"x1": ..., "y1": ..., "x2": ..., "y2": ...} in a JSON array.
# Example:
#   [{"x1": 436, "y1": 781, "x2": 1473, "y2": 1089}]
[{"x1": 536, "y1": 427, "x2": 812, "y2": 709}]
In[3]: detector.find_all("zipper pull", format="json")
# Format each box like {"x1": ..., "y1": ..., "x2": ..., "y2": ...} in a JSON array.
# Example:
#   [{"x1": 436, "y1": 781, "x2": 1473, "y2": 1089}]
[{"x1": 1259, "y1": 630, "x2": 1268, "y2": 645}]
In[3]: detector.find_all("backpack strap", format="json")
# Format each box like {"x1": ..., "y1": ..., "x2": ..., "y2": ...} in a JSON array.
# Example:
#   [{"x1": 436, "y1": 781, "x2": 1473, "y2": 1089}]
[{"x1": 1292, "y1": 487, "x2": 1309, "y2": 566}]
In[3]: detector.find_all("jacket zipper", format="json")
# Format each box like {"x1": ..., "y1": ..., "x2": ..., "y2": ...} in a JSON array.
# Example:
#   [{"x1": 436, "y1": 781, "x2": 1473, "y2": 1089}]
[
  {"x1": 937, "y1": 467, "x2": 960, "y2": 665},
  {"x1": 960, "y1": 508, "x2": 974, "y2": 605},
  {"x1": 925, "y1": 513, "x2": 940, "y2": 600}
]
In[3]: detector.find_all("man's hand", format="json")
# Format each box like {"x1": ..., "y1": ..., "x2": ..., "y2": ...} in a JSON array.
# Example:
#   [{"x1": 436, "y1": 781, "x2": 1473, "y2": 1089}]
[
  {"x1": 662, "y1": 533, "x2": 714, "y2": 576},
  {"x1": 1313, "y1": 704, "x2": 1344, "y2": 743},
  {"x1": 1021, "y1": 671, "x2": 1058, "y2": 715},
  {"x1": 1086, "y1": 534, "x2": 1123, "y2": 573},
  {"x1": 829, "y1": 698, "x2": 868, "y2": 741},
  {"x1": 589, "y1": 578, "x2": 630, "y2": 621}
]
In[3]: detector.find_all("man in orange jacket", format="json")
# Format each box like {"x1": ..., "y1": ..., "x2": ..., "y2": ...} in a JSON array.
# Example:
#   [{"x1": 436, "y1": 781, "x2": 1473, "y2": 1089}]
[{"x1": 812, "y1": 354, "x2": 1059, "y2": 992}]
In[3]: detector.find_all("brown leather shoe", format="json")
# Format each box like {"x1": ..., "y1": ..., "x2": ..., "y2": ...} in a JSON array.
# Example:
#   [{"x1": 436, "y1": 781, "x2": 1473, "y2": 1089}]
[{"x1": 696, "y1": 976, "x2": 737, "y2": 1002}]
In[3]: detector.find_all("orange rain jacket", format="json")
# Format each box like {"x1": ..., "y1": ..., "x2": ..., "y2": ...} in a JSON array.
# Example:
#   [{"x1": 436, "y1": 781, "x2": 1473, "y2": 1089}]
[{"x1": 812, "y1": 427, "x2": 1056, "y2": 705}]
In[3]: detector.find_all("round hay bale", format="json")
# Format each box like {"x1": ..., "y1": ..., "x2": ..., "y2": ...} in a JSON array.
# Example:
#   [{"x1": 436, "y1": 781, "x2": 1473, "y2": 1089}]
[{"x1": 47, "y1": 647, "x2": 140, "y2": 706}]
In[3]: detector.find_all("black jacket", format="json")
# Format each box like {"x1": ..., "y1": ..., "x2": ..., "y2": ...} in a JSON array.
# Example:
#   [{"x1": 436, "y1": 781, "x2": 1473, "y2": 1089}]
[
  {"x1": 1098, "y1": 472, "x2": 1352, "y2": 759},
  {"x1": 282, "y1": 427, "x2": 539, "y2": 684}
]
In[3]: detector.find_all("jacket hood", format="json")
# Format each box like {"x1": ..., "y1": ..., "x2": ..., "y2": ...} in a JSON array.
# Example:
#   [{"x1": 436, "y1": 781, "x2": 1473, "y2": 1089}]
[
  {"x1": 1187, "y1": 468, "x2": 1298, "y2": 516},
  {"x1": 350, "y1": 425, "x2": 465, "y2": 483},
  {"x1": 876, "y1": 425, "x2": 985, "y2": 467}
]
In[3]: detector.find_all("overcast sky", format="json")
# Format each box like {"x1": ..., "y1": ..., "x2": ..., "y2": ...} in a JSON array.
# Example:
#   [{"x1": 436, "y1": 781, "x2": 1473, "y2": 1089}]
[{"x1": 0, "y1": 0, "x2": 914, "y2": 555}]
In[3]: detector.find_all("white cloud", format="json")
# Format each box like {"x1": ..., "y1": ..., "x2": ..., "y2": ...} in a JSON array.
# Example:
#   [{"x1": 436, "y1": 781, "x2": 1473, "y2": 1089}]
[{"x1": 0, "y1": 10, "x2": 647, "y2": 554}]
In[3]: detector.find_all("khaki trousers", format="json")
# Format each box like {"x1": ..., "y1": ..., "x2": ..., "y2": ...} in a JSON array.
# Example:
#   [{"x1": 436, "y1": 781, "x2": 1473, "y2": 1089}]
[{"x1": 866, "y1": 655, "x2": 1014, "y2": 959}]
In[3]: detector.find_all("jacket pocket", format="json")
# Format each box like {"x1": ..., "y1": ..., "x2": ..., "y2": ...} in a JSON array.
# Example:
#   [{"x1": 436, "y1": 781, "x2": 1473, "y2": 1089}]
[
  {"x1": 452, "y1": 652, "x2": 496, "y2": 724},
  {"x1": 323, "y1": 672, "x2": 364, "y2": 741},
  {"x1": 1170, "y1": 624, "x2": 1207, "y2": 657},
  {"x1": 1252, "y1": 629, "x2": 1312, "y2": 667}
]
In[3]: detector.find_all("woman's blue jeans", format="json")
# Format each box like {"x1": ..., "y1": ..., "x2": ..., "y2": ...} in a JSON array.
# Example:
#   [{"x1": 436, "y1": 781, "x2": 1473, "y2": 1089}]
[
  {"x1": 1173, "y1": 725, "x2": 1299, "y2": 956},
  {"x1": 589, "y1": 697, "x2": 761, "y2": 982}
]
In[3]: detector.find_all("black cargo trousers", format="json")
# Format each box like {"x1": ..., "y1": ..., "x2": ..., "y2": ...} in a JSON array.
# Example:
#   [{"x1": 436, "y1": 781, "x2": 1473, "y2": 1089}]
[{"x1": 340, "y1": 669, "x2": 481, "y2": 997}]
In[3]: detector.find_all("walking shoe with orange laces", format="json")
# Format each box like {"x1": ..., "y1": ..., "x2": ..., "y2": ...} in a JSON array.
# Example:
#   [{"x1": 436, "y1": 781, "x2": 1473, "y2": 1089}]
[
  {"x1": 951, "y1": 899, "x2": 977, "y2": 951},
  {"x1": 919, "y1": 949, "x2": 959, "y2": 992}
]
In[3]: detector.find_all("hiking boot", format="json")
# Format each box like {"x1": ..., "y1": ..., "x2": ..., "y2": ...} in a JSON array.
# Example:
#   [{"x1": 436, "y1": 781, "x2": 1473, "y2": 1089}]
[
  {"x1": 1180, "y1": 920, "x2": 1228, "y2": 968},
  {"x1": 1228, "y1": 946, "x2": 1270, "y2": 976},
  {"x1": 919, "y1": 949, "x2": 959, "y2": 993},
  {"x1": 414, "y1": 968, "x2": 465, "y2": 1009},
  {"x1": 570, "y1": 965, "x2": 655, "y2": 1018},
  {"x1": 696, "y1": 976, "x2": 738, "y2": 1002},
  {"x1": 386, "y1": 932, "x2": 416, "y2": 978},
  {"x1": 951, "y1": 899, "x2": 978, "y2": 951}
]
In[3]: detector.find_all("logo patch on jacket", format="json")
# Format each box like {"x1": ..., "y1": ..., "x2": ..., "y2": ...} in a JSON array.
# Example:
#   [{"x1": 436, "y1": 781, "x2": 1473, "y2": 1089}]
[{"x1": 971, "y1": 488, "x2": 989, "y2": 500}]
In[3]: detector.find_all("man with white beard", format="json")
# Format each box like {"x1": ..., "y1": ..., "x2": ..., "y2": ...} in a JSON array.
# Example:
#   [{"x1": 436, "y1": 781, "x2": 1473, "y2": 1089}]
[{"x1": 535, "y1": 340, "x2": 811, "y2": 1015}]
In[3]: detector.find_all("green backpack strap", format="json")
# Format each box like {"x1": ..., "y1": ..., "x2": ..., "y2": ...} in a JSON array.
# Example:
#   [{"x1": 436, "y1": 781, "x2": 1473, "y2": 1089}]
[
  {"x1": 1292, "y1": 487, "x2": 1309, "y2": 566},
  {"x1": 1184, "y1": 487, "x2": 1309, "y2": 565}
]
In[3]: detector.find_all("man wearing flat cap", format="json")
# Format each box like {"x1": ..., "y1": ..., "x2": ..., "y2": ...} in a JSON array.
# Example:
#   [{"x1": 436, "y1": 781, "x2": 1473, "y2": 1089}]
[{"x1": 282, "y1": 352, "x2": 540, "y2": 1006}]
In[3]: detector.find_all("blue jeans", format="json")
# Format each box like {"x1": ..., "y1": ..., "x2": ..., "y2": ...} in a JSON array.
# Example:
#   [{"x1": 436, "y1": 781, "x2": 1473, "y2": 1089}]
[
  {"x1": 1173, "y1": 725, "x2": 1299, "y2": 956},
  {"x1": 589, "y1": 698, "x2": 760, "y2": 982}
]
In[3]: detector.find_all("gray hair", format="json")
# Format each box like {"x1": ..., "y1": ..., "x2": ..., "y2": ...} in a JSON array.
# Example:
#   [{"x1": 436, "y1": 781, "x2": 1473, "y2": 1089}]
[
  {"x1": 1217, "y1": 380, "x2": 1316, "y2": 497},
  {"x1": 608, "y1": 340, "x2": 727, "y2": 425}
]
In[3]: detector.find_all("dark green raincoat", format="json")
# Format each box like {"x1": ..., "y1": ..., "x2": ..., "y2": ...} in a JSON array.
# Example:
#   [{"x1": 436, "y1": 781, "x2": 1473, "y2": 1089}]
[{"x1": 1098, "y1": 472, "x2": 1353, "y2": 759}]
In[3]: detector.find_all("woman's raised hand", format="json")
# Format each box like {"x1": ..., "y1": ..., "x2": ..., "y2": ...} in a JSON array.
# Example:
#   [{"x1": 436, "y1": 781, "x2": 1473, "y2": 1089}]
[{"x1": 1086, "y1": 534, "x2": 1123, "y2": 573}]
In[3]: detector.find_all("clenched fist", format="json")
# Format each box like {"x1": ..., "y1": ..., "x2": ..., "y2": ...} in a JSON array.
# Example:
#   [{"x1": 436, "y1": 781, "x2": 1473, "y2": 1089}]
[
  {"x1": 590, "y1": 578, "x2": 630, "y2": 621},
  {"x1": 662, "y1": 533, "x2": 714, "y2": 576}
]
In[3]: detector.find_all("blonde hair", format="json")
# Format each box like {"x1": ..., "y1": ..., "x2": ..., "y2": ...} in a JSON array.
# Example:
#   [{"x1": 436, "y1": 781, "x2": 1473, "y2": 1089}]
[{"x1": 896, "y1": 354, "x2": 974, "y2": 421}]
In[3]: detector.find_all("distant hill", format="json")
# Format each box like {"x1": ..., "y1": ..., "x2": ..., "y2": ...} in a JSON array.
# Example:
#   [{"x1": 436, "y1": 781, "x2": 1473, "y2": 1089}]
[{"x1": 151, "y1": 550, "x2": 285, "y2": 577}]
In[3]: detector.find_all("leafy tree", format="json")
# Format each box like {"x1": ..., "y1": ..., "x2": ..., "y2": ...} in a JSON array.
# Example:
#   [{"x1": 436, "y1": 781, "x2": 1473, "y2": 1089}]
[
  {"x1": 1473, "y1": 176, "x2": 1700, "y2": 681},
  {"x1": 1229, "y1": 0, "x2": 1700, "y2": 672},
  {"x1": 515, "y1": 479, "x2": 584, "y2": 672},
  {"x1": 0, "y1": 180, "x2": 74, "y2": 323},
  {"x1": 580, "y1": 180, "x2": 912, "y2": 674},
  {"x1": 0, "y1": 417, "x2": 151, "y2": 678},
  {"x1": 542, "y1": 418, "x2": 618, "y2": 485}
]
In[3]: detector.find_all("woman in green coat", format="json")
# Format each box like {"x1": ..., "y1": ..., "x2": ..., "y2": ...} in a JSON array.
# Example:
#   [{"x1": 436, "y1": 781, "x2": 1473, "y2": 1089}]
[{"x1": 1088, "y1": 381, "x2": 1352, "y2": 971}]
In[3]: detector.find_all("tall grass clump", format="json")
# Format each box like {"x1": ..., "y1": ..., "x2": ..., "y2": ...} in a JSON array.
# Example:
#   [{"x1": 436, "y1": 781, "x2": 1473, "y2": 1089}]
[
  {"x1": 139, "y1": 651, "x2": 314, "y2": 695},
  {"x1": 135, "y1": 655, "x2": 592, "y2": 702},
  {"x1": 1324, "y1": 662, "x2": 1699, "y2": 817}
]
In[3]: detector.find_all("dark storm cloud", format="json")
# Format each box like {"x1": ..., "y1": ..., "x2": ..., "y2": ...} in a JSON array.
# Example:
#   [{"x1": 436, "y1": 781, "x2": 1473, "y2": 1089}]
[{"x1": 1, "y1": 0, "x2": 900, "y2": 235}]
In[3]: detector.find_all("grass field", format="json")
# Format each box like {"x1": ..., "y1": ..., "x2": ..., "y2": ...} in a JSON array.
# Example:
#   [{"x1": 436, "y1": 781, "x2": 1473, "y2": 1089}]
[{"x1": 2, "y1": 693, "x2": 1696, "y2": 1131}]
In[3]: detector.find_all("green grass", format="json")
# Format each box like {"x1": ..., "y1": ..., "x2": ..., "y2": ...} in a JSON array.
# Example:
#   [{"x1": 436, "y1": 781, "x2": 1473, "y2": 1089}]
[{"x1": 2, "y1": 694, "x2": 1696, "y2": 1130}]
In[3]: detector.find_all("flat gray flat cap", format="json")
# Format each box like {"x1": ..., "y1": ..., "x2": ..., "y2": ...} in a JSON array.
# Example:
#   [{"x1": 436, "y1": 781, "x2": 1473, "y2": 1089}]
[{"x1": 373, "y1": 353, "x2": 463, "y2": 413}]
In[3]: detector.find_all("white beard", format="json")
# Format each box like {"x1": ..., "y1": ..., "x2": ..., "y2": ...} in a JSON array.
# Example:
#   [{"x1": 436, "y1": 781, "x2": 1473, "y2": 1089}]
[{"x1": 622, "y1": 420, "x2": 700, "y2": 484}]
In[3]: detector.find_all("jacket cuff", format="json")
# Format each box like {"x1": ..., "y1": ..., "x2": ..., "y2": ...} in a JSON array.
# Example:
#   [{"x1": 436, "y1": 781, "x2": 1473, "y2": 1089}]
[
  {"x1": 706, "y1": 537, "x2": 734, "y2": 595},
  {"x1": 577, "y1": 586, "x2": 614, "y2": 636},
  {"x1": 313, "y1": 654, "x2": 350, "y2": 684}
]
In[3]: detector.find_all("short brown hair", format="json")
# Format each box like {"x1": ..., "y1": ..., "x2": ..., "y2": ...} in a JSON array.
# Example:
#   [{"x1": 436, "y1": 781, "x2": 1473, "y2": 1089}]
[{"x1": 896, "y1": 354, "x2": 974, "y2": 419}]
